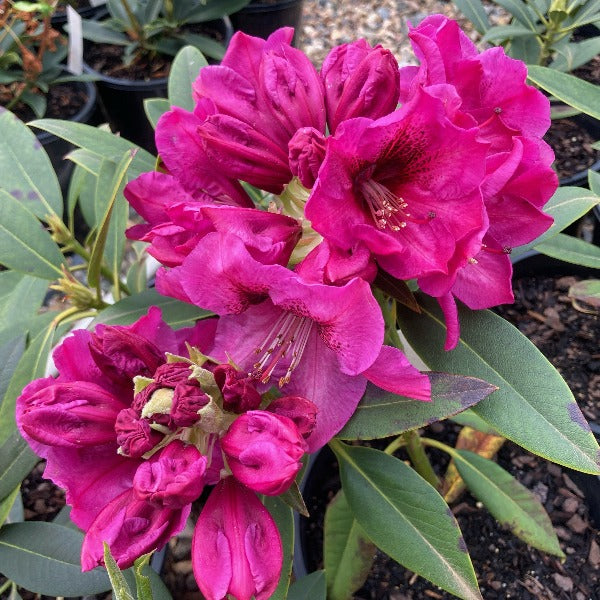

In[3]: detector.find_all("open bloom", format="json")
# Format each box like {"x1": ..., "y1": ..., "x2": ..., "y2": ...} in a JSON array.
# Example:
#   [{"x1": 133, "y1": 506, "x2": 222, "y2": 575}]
[{"x1": 157, "y1": 231, "x2": 430, "y2": 450}]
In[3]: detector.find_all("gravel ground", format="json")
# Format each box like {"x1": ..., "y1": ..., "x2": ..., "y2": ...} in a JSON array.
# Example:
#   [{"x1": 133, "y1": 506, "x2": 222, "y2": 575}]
[{"x1": 299, "y1": 0, "x2": 476, "y2": 66}]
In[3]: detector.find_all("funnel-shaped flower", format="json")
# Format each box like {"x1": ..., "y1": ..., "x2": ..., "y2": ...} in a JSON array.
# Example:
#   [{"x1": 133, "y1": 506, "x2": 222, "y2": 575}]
[
  {"x1": 192, "y1": 477, "x2": 283, "y2": 600},
  {"x1": 321, "y1": 39, "x2": 400, "y2": 134},
  {"x1": 306, "y1": 89, "x2": 488, "y2": 281}
]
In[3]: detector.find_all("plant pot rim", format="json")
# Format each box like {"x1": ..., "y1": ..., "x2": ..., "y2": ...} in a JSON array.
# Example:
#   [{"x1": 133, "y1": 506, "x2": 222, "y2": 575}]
[
  {"x1": 33, "y1": 78, "x2": 97, "y2": 144},
  {"x1": 236, "y1": 0, "x2": 304, "y2": 13},
  {"x1": 82, "y1": 60, "x2": 169, "y2": 90}
]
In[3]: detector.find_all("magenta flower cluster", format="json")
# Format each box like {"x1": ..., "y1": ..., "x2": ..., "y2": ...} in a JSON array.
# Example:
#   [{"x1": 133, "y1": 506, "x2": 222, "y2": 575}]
[{"x1": 17, "y1": 14, "x2": 557, "y2": 600}]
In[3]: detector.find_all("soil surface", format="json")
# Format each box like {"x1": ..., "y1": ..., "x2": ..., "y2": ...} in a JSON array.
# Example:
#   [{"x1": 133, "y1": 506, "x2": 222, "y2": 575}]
[{"x1": 0, "y1": 82, "x2": 89, "y2": 122}]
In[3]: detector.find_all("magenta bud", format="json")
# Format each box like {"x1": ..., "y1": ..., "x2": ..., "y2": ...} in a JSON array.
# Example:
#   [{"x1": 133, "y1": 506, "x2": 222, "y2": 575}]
[
  {"x1": 18, "y1": 381, "x2": 124, "y2": 447},
  {"x1": 170, "y1": 382, "x2": 210, "y2": 427},
  {"x1": 115, "y1": 408, "x2": 162, "y2": 457},
  {"x1": 288, "y1": 127, "x2": 327, "y2": 188},
  {"x1": 213, "y1": 364, "x2": 262, "y2": 413},
  {"x1": 221, "y1": 411, "x2": 306, "y2": 495},
  {"x1": 133, "y1": 440, "x2": 207, "y2": 508},
  {"x1": 81, "y1": 489, "x2": 189, "y2": 571},
  {"x1": 192, "y1": 477, "x2": 282, "y2": 600},
  {"x1": 267, "y1": 395, "x2": 318, "y2": 439},
  {"x1": 322, "y1": 40, "x2": 400, "y2": 133},
  {"x1": 153, "y1": 361, "x2": 192, "y2": 386}
]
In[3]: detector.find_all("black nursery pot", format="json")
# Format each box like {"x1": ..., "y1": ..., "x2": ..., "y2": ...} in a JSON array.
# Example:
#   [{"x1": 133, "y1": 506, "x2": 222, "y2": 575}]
[
  {"x1": 35, "y1": 79, "x2": 97, "y2": 197},
  {"x1": 50, "y1": 2, "x2": 107, "y2": 33},
  {"x1": 229, "y1": 0, "x2": 304, "y2": 46},
  {"x1": 558, "y1": 112, "x2": 600, "y2": 187}
]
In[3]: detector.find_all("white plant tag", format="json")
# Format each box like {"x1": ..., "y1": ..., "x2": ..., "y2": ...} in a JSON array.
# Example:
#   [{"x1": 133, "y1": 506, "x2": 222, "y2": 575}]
[{"x1": 67, "y1": 5, "x2": 83, "y2": 75}]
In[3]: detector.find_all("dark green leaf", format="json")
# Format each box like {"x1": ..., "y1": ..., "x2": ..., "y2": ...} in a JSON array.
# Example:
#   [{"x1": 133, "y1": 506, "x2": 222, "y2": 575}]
[
  {"x1": 453, "y1": 450, "x2": 564, "y2": 556},
  {"x1": 20, "y1": 89, "x2": 46, "y2": 119},
  {"x1": 481, "y1": 24, "x2": 538, "y2": 43},
  {"x1": 590, "y1": 170, "x2": 600, "y2": 196},
  {"x1": 512, "y1": 186, "x2": 599, "y2": 257},
  {"x1": 180, "y1": 0, "x2": 251, "y2": 21},
  {"x1": 509, "y1": 35, "x2": 543, "y2": 64},
  {"x1": 0, "y1": 522, "x2": 111, "y2": 595},
  {"x1": 0, "y1": 190, "x2": 66, "y2": 278},
  {"x1": 66, "y1": 148, "x2": 103, "y2": 176},
  {"x1": 81, "y1": 19, "x2": 131, "y2": 44},
  {"x1": 536, "y1": 233, "x2": 600, "y2": 268},
  {"x1": 527, "y1": 66, "x2": 600, "y2": 119},
  {"x1": 91, "y1": 289, "x2": 213, "y2": 329},
  {"x1": 324, "y1": 490, "x2": 376, "y2": 600},
  {"x1": 338, "y1": 373, "x2": 496, "y2": 440},
  {"x1": 287, "y1": 570, "x2": 326, "y2": 600},
  {"x1": 262, "y1": 496, "x2": 294, "y2": 600},
  {"x1": 332, "y1": 442, "x2": 481, "y2": 600},
  {"x1": 397, "y1": 295, "x2": 600, "y2": 474},
  {"x1": 0, "y1": 110, "x2": 61, "y2": 218},
  {"x1": 175, "y1": 32, "x2": 225, "y2": 60},
  {"x1": 168, "y1": 45, "x2": 207, "y2": 110},
  {"x1": 0, "y1": 432, "x2": 38, "y2": 503},
  {"x1": 551, "y1": 38, "x2": 600, "y2": 72},
  {"x1": 278, "y1": 481, "x2": 309, "y2": 517},
  {"x1": 493, "y1": 0, "x2": 537, "y2": 29},
  {"x1": 0, "y1": 334, "x2": 26, "y2": 405},
  {"x1": 0, "y1": 487, "x2": 21, "y2": 528},
  {"x1": 0, "y1": 274, "x2": 48, "y2": 330},
  {"x1": 451, "y1": 410, "x2": 500, "y2": 435}
]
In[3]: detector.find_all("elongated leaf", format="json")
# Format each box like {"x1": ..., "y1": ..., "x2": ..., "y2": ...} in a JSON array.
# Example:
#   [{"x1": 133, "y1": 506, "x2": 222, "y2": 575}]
[
  {"x1": 91, "y1": 289, "x2": 213, "y2": 329},
  {"x1": 536, "y1": 232, "x2": 600, "y2": 268},
  {"x1": 168, "y1": 46, "x2": 208, "y2": 111},
  {"x1": 88, "y1": 149, "x2": 136, "y2": 289},
  {"x1": 0, "y1": 312, "x2": 55, "y2": 352},
  {"x1": 0, "y1": 190, "x2": 66, "y2": 279},
  {"x1": 451, "y1": 409, "x2": 500, "y2": 435},
  {"x1": 262, "y1": 496, "x2": 294, "y2": 600},
  {"x1": 287, "y1": 570, "x2": 326, "y2": 600},
  {"x1": 28, "y1": 120, "x2": 156, "y2": 173},
  {"x1": 453, "y1": 449, "x2": 564, "y2": 556},
  {"x1": 0, "y1": 522, "x2": 111, "y2": 595},
  {"x1": 0, "y1": 432, "x2": 38, "y2": 503},
  {"x1": 509, "y1": 35, "x2": 542, "y2": 64},
  {"x1": 511, "y1": 186, "x2": 599, "y2": 257},
  {"x1": 324, "y1": 490, "x2": 376, "y2": 600},
  {"x1": 104, "y1": 543, "x2": 136, "y2": 600},
  {"x1": 551, "y1": 38, "x2": 600, "y2": 72},
  {"x1": 493, "y1": 0, "x2": 537, "y2": 29},
  {"x1": 175, "y1": 32, "x2": 225, "y2": 61},
  {"x1": 0, "y1": 274, "x2": 48, "y2": 330},
  {"x1": 453, "y1": 0, "x2": 490, "y2": 33},
  {"x1": 527, "y1": 66, "x2": 600, "y2": 120},
  {"x1": 0, "y1": 318, "x2": 57, "y2": 444},
  {"x1": 66, "y1": 148, "x2": 104, "y2": 176},
  {"x1": 590, "y1": 170, "x2": 600, "y2": 195},
  {"x1": 122, "y1": 563, "x2": 172, "y2": 600},
  {"x1": 397, "y1": 295, "x2": 600, "y2": 474},
  {"x1": 0, "y1": 487, "x2": 21, "y2": 528},
  {"x1": 144, "y1": 98, "x2": 171, "y2": 129},
  {"x1": 0, "y1": 334, "x2": 26, "y2": 404},
  {"x1": 338, "y1": 373, "x2": 496, "y2": 440},
  {"x1": 482, "y1": 24, "x2": 538, "y2": 43},
  {"x1": 81, "y1": 19, "x2": 130, "y2": 44},
  {"x1": 332, "y1": 442, "x2": 481, "y2": 600},
  {"x1": 0, "y1": 110, "x2": 61, "y2": 219},
  {"x1": 179, "y1": 0, "x2": 250, "y2": 21}
]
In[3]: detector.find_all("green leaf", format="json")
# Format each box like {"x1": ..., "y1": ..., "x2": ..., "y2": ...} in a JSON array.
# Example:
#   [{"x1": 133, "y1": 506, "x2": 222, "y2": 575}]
[
  {"x1": 324, "y1": 490, "x2": 376, "y2": 600},
  {"x1": 481, "y1": 24, "x2": 538, "y2": 43},
  {"x1": 0, "y1": 274, "x2": 48, "y2": 330},
  {"x1": 536, "y1": 232, "x2": 600, "y2": 268},
  {"x1": 0, "y1": 312, "x2": 55, "y2": 351},
  {"x1": 20, "y1": 89, "x2": 46, "y2": 119},
  {"x1": 88, "y1": 149, "x2": 136, "y2": 289},
  {"x1": 0, "y1": 110, "x2": 62, "y2": 219},
  {"x1": 494, "y1": 0, "x2": 537, "y2": 29},
  {"x1": 262, "y1": 496, "x2": 294, "y2": 600},
  {"x1": 287, "y1": 570, "x2": 327, "y2": 600},
  {"x1": 0, "y1": 487, "x2": 21, "y2": 528},
  {"x1": 338, "y1": 373, "x2": 496, "y2": 440},
  {"x1": 527, "y1": 65, "x2": 600, "y2": 120},
  {"x1": 397, "y1": 295, "x2": 600, "y2": 474},
  {"x1": 0, "y1": 318, "x2": 58, "y2": 444},
  {"x1": 0, "y1": 522, "x2": 111, "y2": 595},
  {"x1": 122, "y1": 562, "x2": 173, "y2": 600},
  {"x1": 81, "y1": 19, "x2": 131, "y2": 44},
  {"x1": 453, "y1": 0, "x2": 490, "y2": 33},
  {"x1": 133, "y1": 554, "x2": 153, "y2": 600},
  {"x1": 91, "y1": 289, "x2": 213, "y2": 329},
  {"x1": 66, "y1": 148, "x2": 104, "y2": 176},
  {"x1": 0, "y1": 334, "x2": 26, "y2": 404},
  {"x1": 0, "y1": 432, "x2": 38, "y2": 503},
  {"x1": 451, "y1": 409, "x2": 500, "y2": 435},
  {"x1": 551, "y1": 38, "x2": 600, "y2": 72},
  {"x1": 28, "y1": 120, "x2": 156, "y2": 173},
  {"x1": 590, "y1": 170, "x2": 600, "y2": 196},
  {"x1": 278, "y1": 481, "x2": 309, "y2": 517},
  {"x1": 331, "y1": 442, "x2": 481, "y2": 600},
  {"x1": 0, "y1": 190, "x2": 66, "y2": 278},
  {"x1": 175, "y1": 32, "x2": 225, "y2": 61},
  {"x1": 104, "y1": 543, "x2": 136, "y2": 600},
  {"x1": 126, "y1": 256, "x2": 148, "y2": 294},
  {"x1": 453, "y1": 450, "x2": 564, "y2": 556},
  {"x1": 67, "y1": 164, "x2": 95, "y2": 230},
  {"x1": 512, "y1": 186, "x2": 600, "y2": 257},
  {"x1": 144, "y1": 98, "x2": 171, "y2": 129},
  {"x1": 179, "y1": 0, "x2": 251, "y2": 21},
  {"x1": 168, "y1": 45, "x2": 208, "y2": 110},
  {"x1": 509, "y1": 35, "x2": 543, "y2": 64}
]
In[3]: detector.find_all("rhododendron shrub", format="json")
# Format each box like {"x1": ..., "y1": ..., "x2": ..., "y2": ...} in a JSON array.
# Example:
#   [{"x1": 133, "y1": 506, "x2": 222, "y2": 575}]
[{"x1": 10, "y1": 11, "x2": 600, "y2": 600}]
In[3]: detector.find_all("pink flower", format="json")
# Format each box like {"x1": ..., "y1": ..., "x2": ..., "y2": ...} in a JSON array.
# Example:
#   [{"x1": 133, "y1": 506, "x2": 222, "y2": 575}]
[
  {"x1": 158, "y1": 231, "x2": 430, "y2": 450},
  {"x1": 172, "y1": 28, "x2": 326, "y2": 194},
  {"x1": 192, "y1": 477, "x2": 283, "y2": 600},
  {"x1": 222, "y1": 410, "x2": 308, "y2": 495},
  {"x1": 288, "y1": 127, "x2": 327, "y2": 188},
  {"x1": 305, "y1": 89, "x2": 488, "y2": 282},
  {"x1": 213, "y1": 364, "x2": 262, "y2": 413},
  {"x1": 321, "y1": 39, "x2": 400, "y2": 134}
]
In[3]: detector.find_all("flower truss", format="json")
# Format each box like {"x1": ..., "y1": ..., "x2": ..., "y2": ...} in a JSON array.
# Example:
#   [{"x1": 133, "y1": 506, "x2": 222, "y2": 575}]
[{"x1": 17, "y1": 14, "x2": 558, "y2": 600}]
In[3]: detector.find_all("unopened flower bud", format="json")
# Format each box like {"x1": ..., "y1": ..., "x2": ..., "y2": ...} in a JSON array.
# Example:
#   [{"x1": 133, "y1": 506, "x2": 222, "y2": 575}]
[
  {"x1": 221, "y1": 411, "x2": 306, "y2": 495},
  {"x1": 133, "y1": 440, "x2": 207, "y2": 508},
  {"x1": 267, "y1": 396, "x2": 317, "y2": 439},
  {"x1": 115, "y1": 408, "x2": 162, "y2": 457},
  {"x1": 213, "y1": 364, "x2": 261, "y2": 413},
  {"x1": 288, "y1": 127, "x2": 327, "y2": 188},
  {"x1": 47, "y1": 214, "x2": 72, "y2": 245}
]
